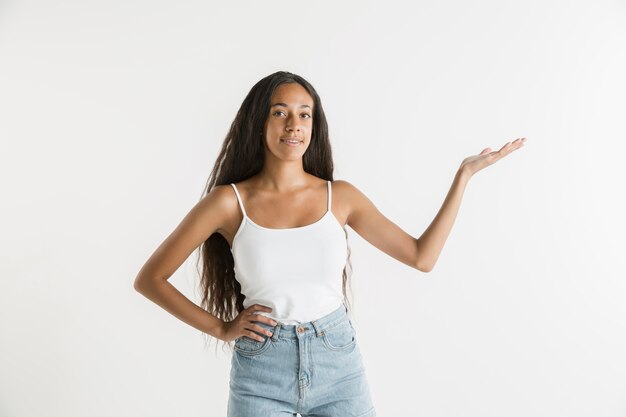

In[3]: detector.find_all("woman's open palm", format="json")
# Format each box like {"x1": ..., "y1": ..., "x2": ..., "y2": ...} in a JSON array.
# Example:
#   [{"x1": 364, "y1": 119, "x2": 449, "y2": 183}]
[{"x1": 460, "y1": 137, "x2": 527, "y2": 177}]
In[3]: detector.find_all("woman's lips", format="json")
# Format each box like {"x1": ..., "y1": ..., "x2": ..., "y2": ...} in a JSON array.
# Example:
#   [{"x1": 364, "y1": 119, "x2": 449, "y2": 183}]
[{"x1": 280, "y1": 139, "x2": 302, "y2": 146}]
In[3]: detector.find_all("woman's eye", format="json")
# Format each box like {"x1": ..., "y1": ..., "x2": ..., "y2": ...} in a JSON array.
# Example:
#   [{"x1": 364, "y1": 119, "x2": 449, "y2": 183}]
[{"x1": 272, "y1": 111, "x2": 311, "y2": 119}]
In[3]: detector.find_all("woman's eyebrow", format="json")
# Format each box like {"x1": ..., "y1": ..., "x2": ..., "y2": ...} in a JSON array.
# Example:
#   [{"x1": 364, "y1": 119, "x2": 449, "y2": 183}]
[{"x1": 271, "y1": 102, "x2": 312, "y2": 109}]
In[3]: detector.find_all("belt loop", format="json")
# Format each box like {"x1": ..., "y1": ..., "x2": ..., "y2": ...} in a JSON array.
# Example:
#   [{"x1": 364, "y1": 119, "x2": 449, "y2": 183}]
[
  {"x1": 271, "y1": 322, "x2": 281, "y2": 341},
  {"x1": 311, "y1": 318, "x2": 324, "y2": 337},
  {"x1": 343, "y1": 300, "x2": 353, "y2": 324}
]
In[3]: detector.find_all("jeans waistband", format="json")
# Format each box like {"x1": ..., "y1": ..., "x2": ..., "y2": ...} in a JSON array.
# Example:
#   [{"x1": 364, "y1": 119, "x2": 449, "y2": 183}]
[{"x1": 253, "y1": 302, "x2": 351, "y2": 341}]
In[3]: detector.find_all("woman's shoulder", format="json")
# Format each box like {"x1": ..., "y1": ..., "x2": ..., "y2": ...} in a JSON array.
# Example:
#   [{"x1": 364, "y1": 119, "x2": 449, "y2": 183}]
[
  {"x1": 202, "y1": 183, "x2": 241, "y2": 215},
  {"x1": 330, "y1": 179, "x2": 373, "y2": 214},
  {"x1": 330, "y1": 178, "x2": 360, "y2": 195}
]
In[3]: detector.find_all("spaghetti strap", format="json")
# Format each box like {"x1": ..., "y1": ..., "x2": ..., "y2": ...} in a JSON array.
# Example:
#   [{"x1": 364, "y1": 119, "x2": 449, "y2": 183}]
[
  {"x1": 230, "y1": 183, "x2": 248, "y2": 218},
  {"x1": 327, "y1": 180, "x2": 332, "y2": 212}
]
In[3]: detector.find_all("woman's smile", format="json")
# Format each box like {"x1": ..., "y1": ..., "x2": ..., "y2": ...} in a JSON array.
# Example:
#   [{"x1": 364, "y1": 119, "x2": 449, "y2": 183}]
[{"x1": 280, "y1": 138, "x2": 303, "y2": 146}]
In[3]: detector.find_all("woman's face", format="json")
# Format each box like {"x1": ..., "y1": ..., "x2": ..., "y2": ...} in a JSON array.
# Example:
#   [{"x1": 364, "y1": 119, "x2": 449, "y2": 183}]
[{"x1": 263, "y1": 82, "x2": 314, "y2": 161}]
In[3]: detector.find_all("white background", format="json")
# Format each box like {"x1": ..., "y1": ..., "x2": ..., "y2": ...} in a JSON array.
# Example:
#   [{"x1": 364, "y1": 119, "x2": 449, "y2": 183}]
[{"x1": 1, "y1": 0, "x2": 625, "y2": 416}]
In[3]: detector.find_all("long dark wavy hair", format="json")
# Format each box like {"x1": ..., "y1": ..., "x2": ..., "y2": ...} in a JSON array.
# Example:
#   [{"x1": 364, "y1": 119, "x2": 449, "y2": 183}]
[{"x1": 195, "y1": 71, "x2": 354, "y2": 353}]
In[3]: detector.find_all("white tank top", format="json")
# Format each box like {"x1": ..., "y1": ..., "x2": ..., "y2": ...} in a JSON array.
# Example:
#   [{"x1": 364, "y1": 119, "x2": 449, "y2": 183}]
[{"x1": 229, "y1": 180, "x2": 348, "y2": 324}]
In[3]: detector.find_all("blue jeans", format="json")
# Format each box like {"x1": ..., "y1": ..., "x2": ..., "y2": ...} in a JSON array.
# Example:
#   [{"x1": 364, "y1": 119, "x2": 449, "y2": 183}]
[{"x1": 228, "y1": 303, "x2": 376, "y2": 417}]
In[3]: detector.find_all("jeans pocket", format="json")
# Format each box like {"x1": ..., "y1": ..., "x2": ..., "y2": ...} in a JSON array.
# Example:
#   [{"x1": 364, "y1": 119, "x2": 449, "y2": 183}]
[
  {"x1": 234, "y1": 334, "x2": 273, "y2": 356},
  {"x1": 321, "y1": 319, "x2": 356, "y2": 351}
]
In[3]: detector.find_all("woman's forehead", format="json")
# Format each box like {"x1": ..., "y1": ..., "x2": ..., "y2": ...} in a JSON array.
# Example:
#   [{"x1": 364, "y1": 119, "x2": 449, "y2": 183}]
[{"x1": 271, "y1": 83, "x2": 313, "y2": 108}]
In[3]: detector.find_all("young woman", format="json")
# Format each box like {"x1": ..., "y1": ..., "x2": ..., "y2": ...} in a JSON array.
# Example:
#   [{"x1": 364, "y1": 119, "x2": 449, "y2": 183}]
[{"x1": 134, "y1": 71, "x2": 526, "y2": 417}]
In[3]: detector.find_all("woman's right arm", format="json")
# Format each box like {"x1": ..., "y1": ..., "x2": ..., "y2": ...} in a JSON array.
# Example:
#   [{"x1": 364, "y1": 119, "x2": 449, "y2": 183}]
[{"x1": 133, "y1": 185, "x2": 234, "y2": 340}]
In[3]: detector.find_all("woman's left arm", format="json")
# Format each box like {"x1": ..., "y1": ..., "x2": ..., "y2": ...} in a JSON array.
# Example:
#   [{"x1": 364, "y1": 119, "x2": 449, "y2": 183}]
[
  {"x1": 345, "y1": 137, "x2": 526, "y2": 272},
  {"x1": 415, "y1": 169, "x2": 470, "y2": 272}
]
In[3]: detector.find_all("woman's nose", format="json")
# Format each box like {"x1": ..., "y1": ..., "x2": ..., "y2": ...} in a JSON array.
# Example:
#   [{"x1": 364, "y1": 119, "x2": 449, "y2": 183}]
[{"x1": 285, "y1": 119, "x2": 301, "y2": 132}]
